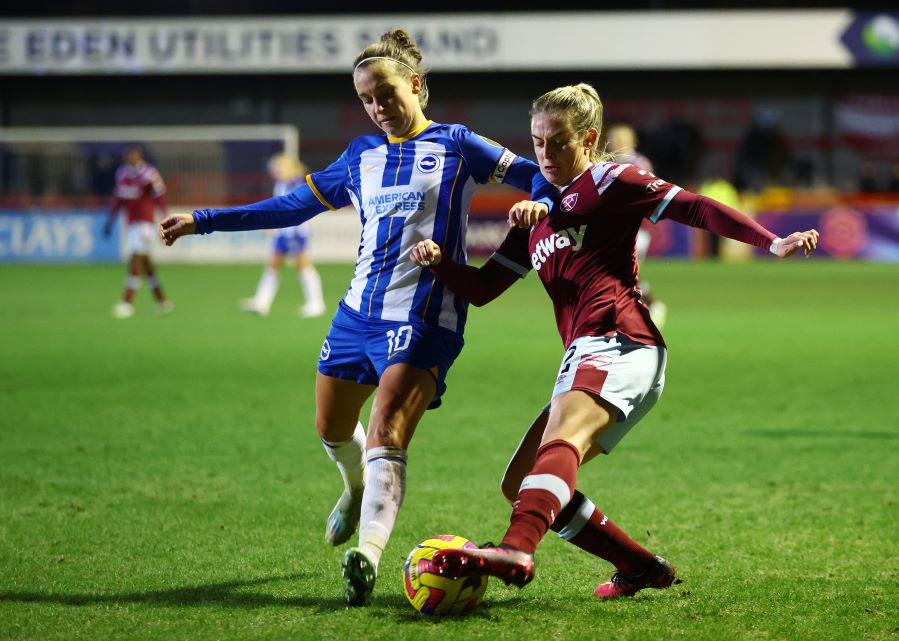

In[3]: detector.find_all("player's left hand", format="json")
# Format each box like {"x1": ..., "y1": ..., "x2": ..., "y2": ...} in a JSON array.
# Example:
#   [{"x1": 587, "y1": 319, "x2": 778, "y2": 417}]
[
  {"x1": 102, "y1": 221, "x2": 113, "y2": 238},
  {"x1": 410, "y1": 239, "x2": 442, "y2": 267},
  {"x1": 508, "y1": 201, "x2": 548, "y2": 228},
  {"x1": 159, "y1": 214, "x2": 197, "y2": 246},
  {"x1": 773, "y1": 229, "x2": 819, "y2": 258}
]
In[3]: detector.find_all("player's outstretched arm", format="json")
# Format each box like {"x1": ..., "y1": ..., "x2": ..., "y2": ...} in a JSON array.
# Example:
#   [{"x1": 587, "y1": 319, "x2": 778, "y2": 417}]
[
  {"x1": 159, "y1": 214, "x2": 196, "y2": 246},
  {"x1": 665, "y1": 191, "x2": 820, "y2": 258},
  {"x1": 410, "y1": 240, "x2": 520, "y2": 307},
  {"x1": 771, "y1": 230, "x2": 819, "y2": 258}
]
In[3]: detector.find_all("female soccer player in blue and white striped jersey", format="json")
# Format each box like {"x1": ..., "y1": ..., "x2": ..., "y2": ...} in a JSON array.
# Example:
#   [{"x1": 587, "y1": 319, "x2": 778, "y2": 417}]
[
  {"x1": 239, "y1": 153, "x2": 326, "y2": 318},
  {"x1": 159, "y1": 29, "x2": 552, "y2": 607}
]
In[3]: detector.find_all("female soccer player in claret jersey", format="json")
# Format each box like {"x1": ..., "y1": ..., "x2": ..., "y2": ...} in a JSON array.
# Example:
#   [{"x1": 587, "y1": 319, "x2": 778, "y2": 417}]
[
  {"x1": 410, "y1": 83, "x2": 819, "y2": 599},
  {"x1": 105, "y1": 145, "x2": 173, "y2": 319},
  {"x1": 159, "y1": 29, "x2": 553, "y2": 607}
]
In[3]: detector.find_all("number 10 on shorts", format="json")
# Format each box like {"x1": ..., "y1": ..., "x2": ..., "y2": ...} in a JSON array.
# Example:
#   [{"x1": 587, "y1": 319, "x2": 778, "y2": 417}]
[{"x1": 386, "y1": 325, "x2": 413, "y2": 359}]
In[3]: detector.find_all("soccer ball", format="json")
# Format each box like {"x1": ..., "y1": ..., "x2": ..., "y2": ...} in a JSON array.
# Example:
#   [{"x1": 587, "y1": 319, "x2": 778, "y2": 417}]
[{"x1": 403, "y1": 535, "x2": 488, "y2": 616}]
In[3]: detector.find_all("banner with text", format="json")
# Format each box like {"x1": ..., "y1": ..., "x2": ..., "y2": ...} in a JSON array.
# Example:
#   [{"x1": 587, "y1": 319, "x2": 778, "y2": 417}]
[
  {"x1": 3, "y1": 207, "x2": 897, "y2": 263},
  {"x1": 3, "y1": 11, "x2": 897, "y2": 75},
  {"x1": 0, "y1": 210, "x2": 119, "y2": 262},
  {"x1": 0, "y1": 209, "x2": 361, "y2": 264}
]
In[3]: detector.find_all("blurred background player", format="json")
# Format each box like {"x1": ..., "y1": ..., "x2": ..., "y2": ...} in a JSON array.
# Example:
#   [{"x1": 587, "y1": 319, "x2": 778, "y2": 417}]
[
  {"x1": 104, "y1": 145, "x2": 172, "y2": 319},
  {"x1": 605, "y1": 123, "x2": 667, "y2": 328},
  {"x1": 240, "y1": 153, "x2": 326, "y2": 318},
  {"x1": 697, "y1": 173, "x2": 743, "y2": 259}
]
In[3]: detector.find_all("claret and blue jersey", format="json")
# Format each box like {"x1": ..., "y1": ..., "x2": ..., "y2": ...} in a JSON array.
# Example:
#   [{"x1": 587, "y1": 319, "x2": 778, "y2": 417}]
[{"x1": 194, "y1": 120, "x2": 552, "y2": 336}]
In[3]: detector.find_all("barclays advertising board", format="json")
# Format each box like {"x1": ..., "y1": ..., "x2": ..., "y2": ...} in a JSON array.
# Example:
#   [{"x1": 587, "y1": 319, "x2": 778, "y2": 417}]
[{"x1": 0, "y1": 210, "x2": 120, "y2": 263}]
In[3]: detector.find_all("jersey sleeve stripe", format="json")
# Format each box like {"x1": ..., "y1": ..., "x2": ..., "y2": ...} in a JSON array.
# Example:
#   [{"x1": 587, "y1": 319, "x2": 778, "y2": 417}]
[
  {"x1": 488, "y1": 149, "x2": 517, "y2": 184},
  {"x1": 590, "y1": 163, "x2": 613, "y2": 185},
  {"x1": 490, "y1": 252, "x2": 529, "y2": 278},
  {"x1": 649, "y1": 185, "x2": 683, "y2": 223},
  {"x1": 594, "y1": 162, "x2": 628, "y2": 197},
  {"x1": 305, "y1": 174, "x2": 337, "y2": 211}
]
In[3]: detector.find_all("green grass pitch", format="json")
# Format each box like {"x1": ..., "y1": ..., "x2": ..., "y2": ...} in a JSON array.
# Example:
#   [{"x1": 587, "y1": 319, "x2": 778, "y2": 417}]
[{"x1": 1, "y1": 259, "x2": 897, "y2": 641}]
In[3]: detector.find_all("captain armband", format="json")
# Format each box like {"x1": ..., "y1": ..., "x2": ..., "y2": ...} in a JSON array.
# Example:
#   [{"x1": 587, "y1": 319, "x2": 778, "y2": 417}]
[{"x1": 490, "y1": 149, "x2": 517, "y2": 184}]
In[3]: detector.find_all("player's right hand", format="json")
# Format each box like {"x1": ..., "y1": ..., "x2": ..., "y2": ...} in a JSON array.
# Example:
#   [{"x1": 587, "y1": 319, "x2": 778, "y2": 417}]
[
  {"x1": 410, "y1": 239, "x2": 442, "y2": 267},
  {"x1": 773, "y1": 229, "x2": 819, "y2": 258},
  {"x1": 159, "y1": 214, "x2": 196, "y2": 246},
  {"x1": 508, "y1": 200, "x2": 548, "y2": 228}
]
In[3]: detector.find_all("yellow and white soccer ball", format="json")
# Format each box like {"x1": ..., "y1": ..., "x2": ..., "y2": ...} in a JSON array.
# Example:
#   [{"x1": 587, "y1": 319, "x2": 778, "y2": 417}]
[{"x1": 403, "y1": 534, "x2": 489, "y2": 616}]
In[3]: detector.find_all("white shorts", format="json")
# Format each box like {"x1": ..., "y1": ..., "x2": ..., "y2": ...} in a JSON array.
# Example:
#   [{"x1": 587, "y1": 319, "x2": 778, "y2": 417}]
[
  {"x1": 127, "y1": 222, "x2": 155, "y2": 255},
  {"x1": 550, "y1": 333, "x2": 667, "y2": 453}
]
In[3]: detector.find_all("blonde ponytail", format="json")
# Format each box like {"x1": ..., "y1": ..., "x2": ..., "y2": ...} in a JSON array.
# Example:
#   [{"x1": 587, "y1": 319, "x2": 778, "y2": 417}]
[{"x1": 531, "y1": 83, "x2": 605, "y2": 162}]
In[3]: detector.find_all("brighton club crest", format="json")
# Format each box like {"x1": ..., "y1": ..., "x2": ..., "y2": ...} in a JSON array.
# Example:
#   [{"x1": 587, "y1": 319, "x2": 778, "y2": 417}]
[{"x1": 561, "y1": 193, "x2": 579, "y2": 212}]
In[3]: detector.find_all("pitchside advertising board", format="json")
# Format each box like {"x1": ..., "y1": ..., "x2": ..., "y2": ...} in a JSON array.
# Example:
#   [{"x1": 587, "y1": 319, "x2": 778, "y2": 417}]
[
  {"x1": 0, "y1": 209, "x2": 362, "y2": 263},
  {"x1": 3, "y1": 207, "x2": 898, "y2": 263},
  {"x1": 0, "y1": 11, "x2": 897, "y2": 74},
  {"x1": 0, "y1": 210, "x2": 119, "y2": 263}
]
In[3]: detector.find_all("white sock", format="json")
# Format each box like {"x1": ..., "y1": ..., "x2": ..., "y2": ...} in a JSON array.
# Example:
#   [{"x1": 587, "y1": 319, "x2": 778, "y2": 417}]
[
  {"x1": 299, "y1": 266, "x2": 324, "y2": 308},
  {"x1": 321, "y1": 422, "x2": 366, "y2": 495},
  {"x1": 254, "y1": 267, "x2": 279, "y2": 310},
  {"x1": 358, "y1": 446, "x2": 407, "y2": 571}
]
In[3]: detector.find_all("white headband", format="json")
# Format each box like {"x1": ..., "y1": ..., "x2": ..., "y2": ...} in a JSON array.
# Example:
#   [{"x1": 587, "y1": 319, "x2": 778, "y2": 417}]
[{"x1": 354, "y1": 56, "x2": 418, "y2": 75}]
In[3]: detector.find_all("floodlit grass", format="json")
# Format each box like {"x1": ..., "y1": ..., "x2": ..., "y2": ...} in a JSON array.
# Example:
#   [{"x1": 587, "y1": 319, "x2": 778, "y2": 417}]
[{"x1": 1, "y1": 260, "x2": 896, "y2": 641}]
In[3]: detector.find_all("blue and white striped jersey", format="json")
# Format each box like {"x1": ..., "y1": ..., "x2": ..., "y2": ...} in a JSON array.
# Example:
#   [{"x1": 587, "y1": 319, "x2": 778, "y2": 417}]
[{"x1": 193, "y1": 120, "x2": 550, "y2": 335}]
